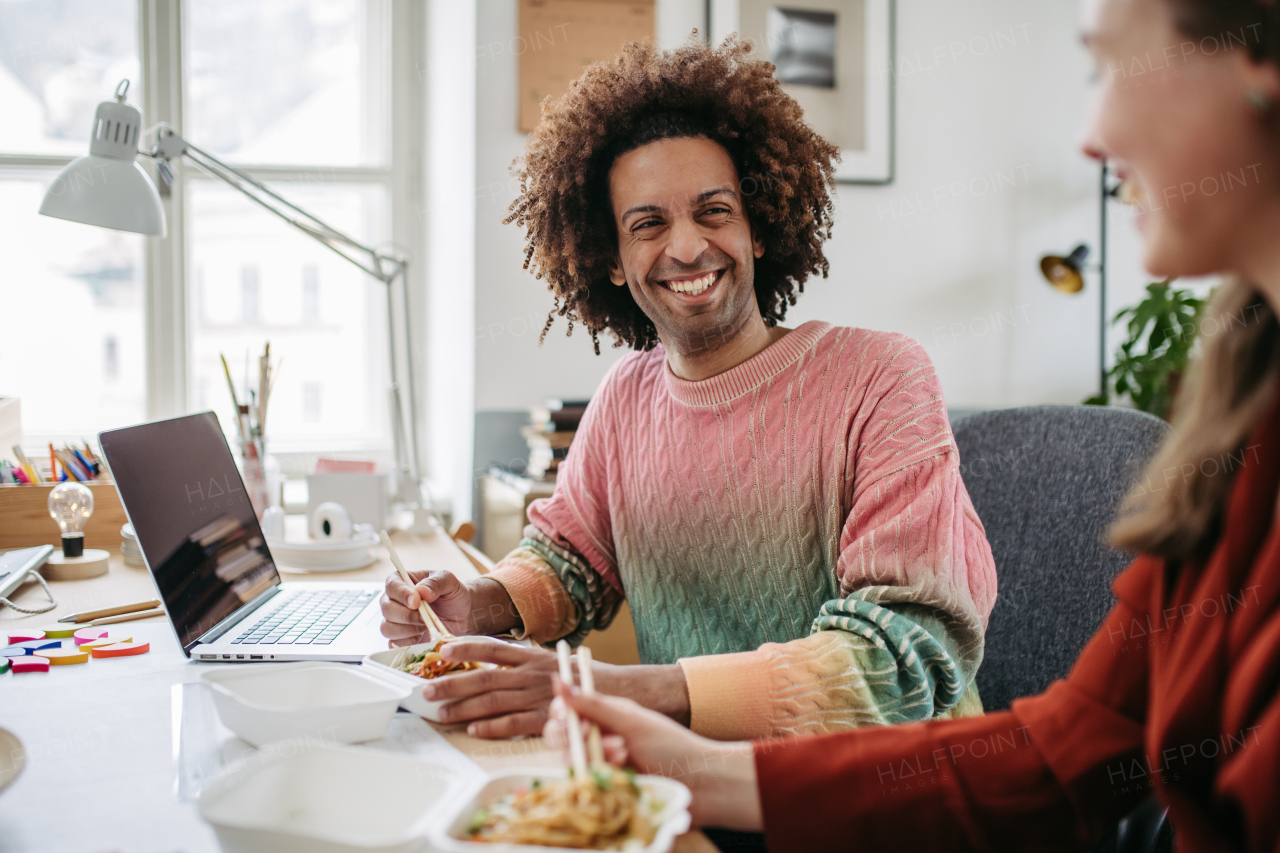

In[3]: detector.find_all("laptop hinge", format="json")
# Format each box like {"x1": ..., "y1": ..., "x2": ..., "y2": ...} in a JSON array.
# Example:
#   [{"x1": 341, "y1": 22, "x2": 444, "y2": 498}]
[{"x1": 188, "y1": 586, "x2": 284, "y2": 652}]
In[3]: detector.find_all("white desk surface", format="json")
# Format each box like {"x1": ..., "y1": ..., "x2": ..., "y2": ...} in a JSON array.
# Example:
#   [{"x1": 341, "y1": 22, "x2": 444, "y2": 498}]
[
  {"x1": 0, "y1": 530, "x2": 560, "y2": 853},
  {"x1": 0, "y1": 530, "x2": 716, "y2": 853}
]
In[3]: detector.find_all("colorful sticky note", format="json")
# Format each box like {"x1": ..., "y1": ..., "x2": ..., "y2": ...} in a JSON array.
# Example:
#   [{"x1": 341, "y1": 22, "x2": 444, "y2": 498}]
[
  {"x1": 39, "y1": 624, "x2": 79, "y2": 639},
  {"x1": 91, "y1": 641, "x2": 150, "y2": 659},
  {"x1": 35, "y1": 647, "x2": 89, "y2": 665},
  {"x1": 11, "y1": 657, "x2": 50, "y2": 674},
  {"x1": 78, "y1": 635, "x2": 131, "y2": 652},
  {"x1": 72, "y1": 627, "x2": 110, "y2": 645},
  {"x1": 11, "y1": 639, "x2": 60, "y2": 653},
  {"x1": 7, "y1": 631, "x2": 45, "y2": 644},
  {"x1": 0, "y1": 646, "x2": 30, "y2": 657},
  {"x1": 0, "y1": 658, "x2": 9, "y2": 674}
]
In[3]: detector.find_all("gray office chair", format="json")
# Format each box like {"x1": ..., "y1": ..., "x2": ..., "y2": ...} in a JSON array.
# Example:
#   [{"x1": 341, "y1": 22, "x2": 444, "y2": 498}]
[{"x1": 952, "y1": 405, "x2": 1171, "y2": 853}]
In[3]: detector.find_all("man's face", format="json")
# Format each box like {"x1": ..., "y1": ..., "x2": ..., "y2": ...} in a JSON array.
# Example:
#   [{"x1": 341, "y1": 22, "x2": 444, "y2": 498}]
[{"x1": 608, "y1": 136, "x2": 765, "y2": 356}]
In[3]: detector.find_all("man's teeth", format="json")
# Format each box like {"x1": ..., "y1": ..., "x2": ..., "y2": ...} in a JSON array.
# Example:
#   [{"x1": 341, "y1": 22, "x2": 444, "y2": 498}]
[{"x1": 664, "y1": 271, "x2": 717, "y2": 295}]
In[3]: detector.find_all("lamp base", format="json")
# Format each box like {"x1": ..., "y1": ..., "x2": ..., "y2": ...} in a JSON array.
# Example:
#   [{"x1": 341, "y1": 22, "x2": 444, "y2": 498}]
[{"x1": 41, "y1": 549, "x2": 110, "y2": 581}]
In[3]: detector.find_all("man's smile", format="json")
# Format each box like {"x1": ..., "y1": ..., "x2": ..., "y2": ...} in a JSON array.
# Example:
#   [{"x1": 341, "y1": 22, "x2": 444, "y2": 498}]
[{"x1": 657, "y1": 268, "x2": 724, "y2": 299}]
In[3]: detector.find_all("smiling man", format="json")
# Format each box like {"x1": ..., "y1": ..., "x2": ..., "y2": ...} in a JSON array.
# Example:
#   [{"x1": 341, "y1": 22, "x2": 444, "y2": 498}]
[{"x1": 381, "y1": 37, "x2": 998, "y2": 740}]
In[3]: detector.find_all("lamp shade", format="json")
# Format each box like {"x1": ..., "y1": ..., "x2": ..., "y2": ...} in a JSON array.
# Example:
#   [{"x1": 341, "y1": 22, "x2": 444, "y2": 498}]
[
  {"x1": 1039, "y1": 244, "x2": 1090, "y2": 294},
  {"x1": 38, "y1": 96, "x2": 166, "y2": 236}
]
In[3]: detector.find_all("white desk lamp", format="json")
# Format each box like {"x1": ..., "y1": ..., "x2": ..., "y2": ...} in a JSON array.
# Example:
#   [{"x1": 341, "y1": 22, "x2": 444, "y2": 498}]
[{"x1": 40, "y1": 80, "x2": 436, "y2": 531}]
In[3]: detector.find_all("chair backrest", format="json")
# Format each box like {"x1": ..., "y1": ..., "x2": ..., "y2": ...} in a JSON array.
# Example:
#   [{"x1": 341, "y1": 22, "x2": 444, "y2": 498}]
[{"x1": 952, "y1": 405, "x2": 1169, "y2": 712}]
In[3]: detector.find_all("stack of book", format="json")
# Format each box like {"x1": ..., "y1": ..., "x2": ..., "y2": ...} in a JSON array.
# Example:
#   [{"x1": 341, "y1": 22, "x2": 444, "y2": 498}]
[{"x1": 522, "y1": 398, "x2": 589, "y2": 479}]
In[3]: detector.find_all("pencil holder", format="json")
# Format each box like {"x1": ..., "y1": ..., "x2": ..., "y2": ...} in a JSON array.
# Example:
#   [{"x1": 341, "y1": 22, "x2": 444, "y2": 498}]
[{"x1": 237, "y1": 435, "x2": 271, "y2": 521}]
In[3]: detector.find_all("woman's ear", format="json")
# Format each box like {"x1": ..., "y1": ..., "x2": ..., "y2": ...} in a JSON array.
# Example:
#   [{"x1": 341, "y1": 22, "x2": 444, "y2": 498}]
[{"x1": 609, "y1": 259, "x2": 627, "y2": 286}]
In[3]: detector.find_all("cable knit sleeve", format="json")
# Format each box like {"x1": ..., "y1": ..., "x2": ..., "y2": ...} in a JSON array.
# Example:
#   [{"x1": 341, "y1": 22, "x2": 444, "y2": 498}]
[
  {"x1": 678, "y1": 338, "x2": 998, "y2": 739},
  {"x1": 488, "y1": 360, "x2": 629, "y2": 646}
]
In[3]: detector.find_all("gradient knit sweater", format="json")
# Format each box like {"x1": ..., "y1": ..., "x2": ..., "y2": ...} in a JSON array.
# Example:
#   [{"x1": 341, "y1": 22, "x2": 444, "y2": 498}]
[{"x1": 489, "y1": 321, "x2": 998, "y2": 740}]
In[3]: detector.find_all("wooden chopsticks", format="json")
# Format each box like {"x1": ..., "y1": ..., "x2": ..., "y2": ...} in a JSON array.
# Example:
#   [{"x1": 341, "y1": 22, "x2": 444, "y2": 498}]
[
  {"x1": 380, "y1": 529, "x2": 452, "y2": 642},
  {"x1": 556, "y1": 639, "x2": 605, "y2": 776}
]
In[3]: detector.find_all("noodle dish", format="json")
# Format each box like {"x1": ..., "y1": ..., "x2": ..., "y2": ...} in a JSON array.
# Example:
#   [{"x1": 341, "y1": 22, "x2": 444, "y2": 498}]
[{"x1": 465, "y1": 766, "x2": 663, "y2": 850}]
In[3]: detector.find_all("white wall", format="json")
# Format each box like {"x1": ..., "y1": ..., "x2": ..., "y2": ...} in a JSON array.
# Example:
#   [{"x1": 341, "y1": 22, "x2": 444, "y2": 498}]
[
  {"x1": 425, "y1": 0, "x2": 478, "y2": 522},
  {"x1": 469, "y1": 0, "x2": 1157, "y2": 417}
]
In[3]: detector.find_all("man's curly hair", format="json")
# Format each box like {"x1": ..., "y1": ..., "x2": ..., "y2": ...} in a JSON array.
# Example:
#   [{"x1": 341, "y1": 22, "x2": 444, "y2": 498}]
[{"x1": 504, "y1": 35, "x2": 840, "y2": 354}]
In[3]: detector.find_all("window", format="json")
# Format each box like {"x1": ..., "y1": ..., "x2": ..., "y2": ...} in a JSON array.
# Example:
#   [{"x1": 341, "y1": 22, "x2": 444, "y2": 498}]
[
  {"x1": 0, "y1": 1, "x2": 145, "y2": 442},
  {"x1": 184, "y1": 0, "x2": 386, "y2": 167},
  {"x1": 303, "y1": 381, "x2": 322, "y2": 423},
  {"x1": 188, "y1": 181, "x2": 388, "y2": 444},
  {"x1": 240, "y1": 265, "x2": 260, "y2": 324},
  {"x1": 0, "y1": 0, "x2": 421, "y2": 459},
  {"x1": 183, "y1": 0, "x2": 393, "y2": 452},
  {"x1": 104, "y1": 336, "x2": 119, "y2": 381},
  {"x1": 0, "y1": 0, "x2": 140, "y2": 157},
  {"x1": 302, "y1": 264, "x2": 320, "y2": 322}
]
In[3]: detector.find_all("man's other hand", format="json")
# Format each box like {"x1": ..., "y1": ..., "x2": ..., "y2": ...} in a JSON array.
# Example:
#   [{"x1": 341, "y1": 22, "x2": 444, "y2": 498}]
[
  {"x1": 426, "y1": 637, "x2": 692, "y2": 739},
  {"x1": 427, "y1": 636, "x2": 560, "y2": 737}
]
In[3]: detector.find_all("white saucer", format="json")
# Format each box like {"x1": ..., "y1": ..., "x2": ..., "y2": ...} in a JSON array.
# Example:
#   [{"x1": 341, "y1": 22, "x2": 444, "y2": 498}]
[{"x1": 265, "y1": 528, "x2": 380, "y2": 573}]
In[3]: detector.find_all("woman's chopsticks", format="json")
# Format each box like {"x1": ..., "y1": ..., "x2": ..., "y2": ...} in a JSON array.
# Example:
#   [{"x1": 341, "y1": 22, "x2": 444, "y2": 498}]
[
  {"x1": 556, "y1": 640, "x2": 590, "y2": 778},
  {"x1": 556, "y1": 640, "x2": 605, "y2": 776},
  {"x1": 577, "y1": 646, "x2": 605, "y2": 767},
  {"x1": 380, "y1": 529, "x2": 452, "y2": 642}
]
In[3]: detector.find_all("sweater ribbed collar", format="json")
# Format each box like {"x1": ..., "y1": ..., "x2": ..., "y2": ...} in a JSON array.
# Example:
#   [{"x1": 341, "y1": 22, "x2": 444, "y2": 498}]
[{"x1": 662, "y1": 320, "x2": 833, "y2": 407}]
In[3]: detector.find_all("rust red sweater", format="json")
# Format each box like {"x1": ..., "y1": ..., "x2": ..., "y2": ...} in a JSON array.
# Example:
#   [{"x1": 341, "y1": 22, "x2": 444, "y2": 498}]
[{"x1": 756, "y1": 400, "x2": 1280, "y2": 852}]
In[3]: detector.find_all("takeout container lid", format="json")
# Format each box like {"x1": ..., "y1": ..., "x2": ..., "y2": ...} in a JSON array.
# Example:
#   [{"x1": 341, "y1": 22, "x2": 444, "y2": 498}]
[
  {"x1": 427, "y1": 767, "x2": 693, "y2": 853},
  {"x1": 198, "y1": 744, "x2": 461, "y2": 853},
  {"x1": 201, "y1": 662, "x2": 411, "y2": 748}
]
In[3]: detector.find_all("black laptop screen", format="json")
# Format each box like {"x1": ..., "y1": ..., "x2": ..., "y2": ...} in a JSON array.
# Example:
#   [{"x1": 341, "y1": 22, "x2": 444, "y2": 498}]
[{"x1": 99, "y1": 412, "x2": 280, "y2": 651}]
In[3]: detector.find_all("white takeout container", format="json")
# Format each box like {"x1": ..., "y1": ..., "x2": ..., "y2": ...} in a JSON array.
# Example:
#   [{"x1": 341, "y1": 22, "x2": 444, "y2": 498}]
[
  {"x1": 198, "y1": 744, "x2": 460, "y2": 853},
  {"x1": 361, "y1": 640, "x2": 500, "y2": 723},
  {"x1": 202, "y1": 662, "x2": 411, "y2": 747},
  {"x1": 427, "y1": 767, "x2": 693, "y2": 853}
]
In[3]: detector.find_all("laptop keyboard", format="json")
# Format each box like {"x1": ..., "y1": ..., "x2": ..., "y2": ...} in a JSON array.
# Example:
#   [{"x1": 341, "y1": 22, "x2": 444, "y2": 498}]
[{"x1": 232, "y1": 589, "x2": 377, "y2": 646}]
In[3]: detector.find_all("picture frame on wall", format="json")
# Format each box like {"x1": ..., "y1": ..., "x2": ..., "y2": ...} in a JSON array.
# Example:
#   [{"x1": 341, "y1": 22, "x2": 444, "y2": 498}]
[{"x1": 710, "y1": 0, "x2": 895, "y2": 183}]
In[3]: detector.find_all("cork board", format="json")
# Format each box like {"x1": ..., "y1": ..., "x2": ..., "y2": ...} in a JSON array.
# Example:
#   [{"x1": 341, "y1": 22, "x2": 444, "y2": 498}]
[{"x1": 518, "y1": 0, "x2": 655, "y2": 132}]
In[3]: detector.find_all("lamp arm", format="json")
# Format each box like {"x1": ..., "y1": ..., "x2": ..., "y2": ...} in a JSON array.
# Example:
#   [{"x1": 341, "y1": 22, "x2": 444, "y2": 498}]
[
  {"x1": 149, "y1": 128, "x2": 403, "y2": 283},
  {"x1": 144, "y1": 127, "x2": 432, "y2": 521}
]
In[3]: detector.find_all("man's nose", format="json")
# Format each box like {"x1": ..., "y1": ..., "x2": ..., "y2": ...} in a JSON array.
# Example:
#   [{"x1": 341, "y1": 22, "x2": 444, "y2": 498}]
[{"x1": 665, "y1": 216, "x2": 708, "y2": 265}]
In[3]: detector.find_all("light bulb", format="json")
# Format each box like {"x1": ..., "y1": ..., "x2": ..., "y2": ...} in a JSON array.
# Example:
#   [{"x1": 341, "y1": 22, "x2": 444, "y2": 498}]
[{"x1": 49, "y1": 481, "x2": 94, "y2": 558}]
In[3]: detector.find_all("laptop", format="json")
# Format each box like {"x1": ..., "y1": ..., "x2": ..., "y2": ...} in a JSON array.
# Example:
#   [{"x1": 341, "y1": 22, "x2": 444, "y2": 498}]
[{"x1": 99, "y1": 412, "x2": 389, "y2": 662}]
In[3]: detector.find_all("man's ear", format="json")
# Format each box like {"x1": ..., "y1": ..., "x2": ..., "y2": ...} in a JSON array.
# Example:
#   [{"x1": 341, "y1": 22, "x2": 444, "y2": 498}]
[
  {"x1": 609, "y1": 257, "x2": 627, "y2": 286},
  {"x1": 751, "y1": 228, "x2": 766, "y2": 260}
]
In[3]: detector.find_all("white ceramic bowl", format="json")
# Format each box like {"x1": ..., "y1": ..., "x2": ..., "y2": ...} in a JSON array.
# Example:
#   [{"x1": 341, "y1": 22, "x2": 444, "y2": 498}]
[
  {"x1": 201, "y1": 662, "x2": 411, "y2": 747},
  {"x1": 198, "y1": 744, "x2": 461, "y2": 853},
  {"x1": 428, "y1": 767, "x2": 693, "y2": 853},
  {"x1": 361, "y1": 640, "x2": 500, "y2": 723}
]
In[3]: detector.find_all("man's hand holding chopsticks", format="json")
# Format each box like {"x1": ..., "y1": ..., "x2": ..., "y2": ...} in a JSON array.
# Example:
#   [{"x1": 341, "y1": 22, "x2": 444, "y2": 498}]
[{"x1": 380, "y1": 570, "x2": 521, "y2": 644}]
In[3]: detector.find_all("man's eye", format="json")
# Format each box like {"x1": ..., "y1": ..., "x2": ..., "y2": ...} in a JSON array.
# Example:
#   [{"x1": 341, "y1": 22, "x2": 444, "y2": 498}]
[
  {"x1": 633, "y1": 219, "x2": 662, "y2": 231},
  {"x1": 702, "y1": 206, "x2": 731, "y2": 216}
]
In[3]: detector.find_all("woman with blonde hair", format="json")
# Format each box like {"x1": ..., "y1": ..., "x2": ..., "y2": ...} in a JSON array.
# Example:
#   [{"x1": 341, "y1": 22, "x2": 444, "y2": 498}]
[{"x1": 547, "y1": 0, "x2": 1280, "y2": 850}]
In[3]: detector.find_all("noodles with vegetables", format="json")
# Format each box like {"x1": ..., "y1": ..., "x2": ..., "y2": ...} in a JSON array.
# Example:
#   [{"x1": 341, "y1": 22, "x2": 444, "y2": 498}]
[
  {"x1": 391, "y1": 638, "x2": 481, "y2": 680},
  {"x1": 467, "y1": 767, "x2": 661, "y2": 850}
]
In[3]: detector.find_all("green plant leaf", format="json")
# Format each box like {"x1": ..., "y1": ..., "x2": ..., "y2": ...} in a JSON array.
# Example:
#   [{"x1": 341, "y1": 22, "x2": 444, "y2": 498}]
[{"x1": 1090, "y1": 280, "x2": 1211, "y2": 420}]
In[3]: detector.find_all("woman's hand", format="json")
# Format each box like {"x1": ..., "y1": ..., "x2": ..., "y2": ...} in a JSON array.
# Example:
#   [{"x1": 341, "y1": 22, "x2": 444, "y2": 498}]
[{"x1": 544, "y1": 679, "x2": 764, "y2": 832}]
